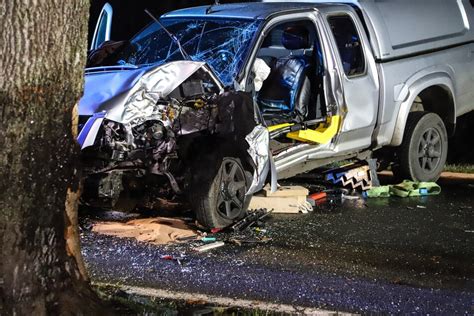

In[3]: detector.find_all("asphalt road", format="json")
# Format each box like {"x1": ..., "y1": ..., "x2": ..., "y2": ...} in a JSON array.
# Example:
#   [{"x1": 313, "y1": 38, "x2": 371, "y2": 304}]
[{"x1": 81, "y1": 181, "x2": 474, "y2": 314}]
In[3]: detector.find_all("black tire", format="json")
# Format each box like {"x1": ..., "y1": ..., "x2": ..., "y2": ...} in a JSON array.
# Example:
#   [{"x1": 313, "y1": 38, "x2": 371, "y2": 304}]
[
  {"x1": 193, "y1": 156, "x2": 251, "y2": 229},
  {"x1": 395, "y1": 111, "x2": 448, "y2": 182}
]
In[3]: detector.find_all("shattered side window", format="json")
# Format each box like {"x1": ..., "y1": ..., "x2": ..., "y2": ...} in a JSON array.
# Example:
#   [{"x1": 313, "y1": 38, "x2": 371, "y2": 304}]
[{"x1": 102, "y1": 18, "x2": 261, "y2": 86}]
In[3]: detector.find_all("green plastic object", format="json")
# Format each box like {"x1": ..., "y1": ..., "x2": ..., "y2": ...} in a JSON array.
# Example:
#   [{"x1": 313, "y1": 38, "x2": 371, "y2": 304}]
[
  {"x1": 390, "y1": 180, "x2": 441, "y2": 197},
  {"x1": 364, "y1": 185, "x2": 391, "y2": 198},
  {"x1": 201, "y1": 237, "x2": 217, "y2": 242},
  {"x1": 364, "y1": 180, "x2": 441, "y2": 198}
]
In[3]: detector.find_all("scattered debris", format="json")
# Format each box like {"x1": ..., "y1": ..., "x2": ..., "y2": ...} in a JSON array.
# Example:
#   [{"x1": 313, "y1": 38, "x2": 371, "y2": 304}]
[
  {"x1": 325, "y1": 160, "x2": 379, "y2": 190},
  {"x1": 364, "y1": 181, "x2": 441, "y2": 198},
  {"x1": 309, "y1": 192, "x2": 327, "y2": 201},
  {"x1": 160, "y1": 254, "x2": 187, "y2": 266},
  {"x1": 250, "y1": 185, "x2": 311, "y2": 213},
  {"x1": 342, "y1": 194, "x2": 360, "y2": 200},
  {"x1": 391, "y1": 181, "x2": 441, "y2": 197},
  {"x1": 194, "y1": 241, "x2": 226, "y2": 252},
  {"x1": 296, "y1": 201, "x2": 314, "y2": 213},
  {"x1": 201, "y1": 237, "x2": 217, "y2": 243},
  {"x1": 228, "y1": 236, "x2": 272, "y2": 246},
  {"x1": 306, "y1": 197, "x2": 316, "y2": 206},
  {"x1": 363, "y1": 186, "x2": 390, "y2": 198},
  {"x1": 264, "y1": 185, "x2": 309, "y2": 197},
  {"x1": 231, "y1": 209, "x2": 272, "y2": 232},
  {"x1": 161, "y1": 255, "x2": 175, "y2": 260},
  {"x1": 91, "y1": 217, "x2": 197, "y2": 245},
  {"x1": 250, "y1": 196, "x2": 310, "y2": 213},
  {"x1": 176, "y1": 235, "x2": 198, "y2": 242},
  {"x1": 416, "y1": 205, "x2": 427, "y2": 209}
]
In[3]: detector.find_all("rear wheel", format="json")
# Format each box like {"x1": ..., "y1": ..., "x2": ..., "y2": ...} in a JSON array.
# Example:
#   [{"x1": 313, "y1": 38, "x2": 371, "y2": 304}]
[
  {"x1": 394, "y1": 111, "x2": 448, "y2": 182},
  {"x1": 194, "y1": 157, "x2": 251, "y2": 229}
]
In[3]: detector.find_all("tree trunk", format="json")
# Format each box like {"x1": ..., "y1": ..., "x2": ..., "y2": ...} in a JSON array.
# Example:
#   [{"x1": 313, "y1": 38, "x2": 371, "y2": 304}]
[{"x1": 0, "y1": 1, "x2": 103, "y2": 314}]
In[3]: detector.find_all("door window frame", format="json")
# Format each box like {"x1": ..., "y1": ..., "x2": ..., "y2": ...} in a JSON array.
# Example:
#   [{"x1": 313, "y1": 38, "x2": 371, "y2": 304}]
[
  {"x1": 242, "y1": 12, "x2": 325, "y2": 90},
  {"x1": 90, "y1": 3, "x2": 113, "y2": 50},
  {"x1": 325, "y1": 12, "x2": 368, "y2": 79}
]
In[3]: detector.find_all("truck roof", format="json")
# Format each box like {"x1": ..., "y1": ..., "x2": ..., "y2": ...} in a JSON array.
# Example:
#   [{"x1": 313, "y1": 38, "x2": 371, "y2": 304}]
[
  {"x1": 165, "y1": 1, "x2": 474, "y2": 62},
  {"x1": 162, "y1": 2, "x2": 340, "y2": 20}
]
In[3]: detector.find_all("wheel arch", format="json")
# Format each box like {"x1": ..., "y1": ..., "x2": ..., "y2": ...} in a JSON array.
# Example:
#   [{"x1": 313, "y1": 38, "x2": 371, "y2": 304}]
[{"x1": 390, "y1": 72, "x2": 457, "y2": 146}]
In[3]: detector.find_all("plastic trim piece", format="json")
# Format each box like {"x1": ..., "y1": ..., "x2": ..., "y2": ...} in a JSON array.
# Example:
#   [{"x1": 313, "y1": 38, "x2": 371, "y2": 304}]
[{"x1": 287, "y1": 115, "x2": 341, "y2": 143}]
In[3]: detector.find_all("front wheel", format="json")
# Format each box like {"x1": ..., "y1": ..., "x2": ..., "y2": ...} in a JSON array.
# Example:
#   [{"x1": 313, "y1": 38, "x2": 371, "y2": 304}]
[
  {"x1": 394, "y1": 112, "x2": 448, "y2": 182},
  {"x1": 193, "y1": 157, "x2": 251, "y2": 229}
]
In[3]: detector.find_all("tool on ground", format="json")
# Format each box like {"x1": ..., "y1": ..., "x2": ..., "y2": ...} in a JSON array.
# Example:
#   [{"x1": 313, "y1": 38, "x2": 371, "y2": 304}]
[
  {"x1": 228, "y1": 237, "x2": 272, "y2": 246},
  {"x1": 194, "y1": 241, "x2": 225, "y2": 252},
  {"x1": 231, "y1": 208, "x2": 272, "y2": 232},
  {"x1": 309, "y1": 192, "x2": 327, "y2": 201},
  {"x1": 201, "y1": 237, "x2": 217, "y2": 242}
]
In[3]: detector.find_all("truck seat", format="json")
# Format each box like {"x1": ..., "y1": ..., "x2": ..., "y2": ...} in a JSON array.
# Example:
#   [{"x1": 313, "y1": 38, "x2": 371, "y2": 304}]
[{"x1": 257, "y1": 26, "x2": 312, "y2": 124}]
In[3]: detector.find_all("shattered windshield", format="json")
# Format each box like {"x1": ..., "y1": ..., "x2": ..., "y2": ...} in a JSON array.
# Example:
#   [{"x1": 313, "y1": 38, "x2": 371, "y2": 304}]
[{"x1": 98, "y1": 18, "x2": 261, "y2": 86}]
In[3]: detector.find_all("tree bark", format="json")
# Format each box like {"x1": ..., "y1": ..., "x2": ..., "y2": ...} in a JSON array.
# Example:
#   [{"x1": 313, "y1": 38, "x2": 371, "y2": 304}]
[{"x1": 0, "y1": 1, "x2": 102, "y2": 314}]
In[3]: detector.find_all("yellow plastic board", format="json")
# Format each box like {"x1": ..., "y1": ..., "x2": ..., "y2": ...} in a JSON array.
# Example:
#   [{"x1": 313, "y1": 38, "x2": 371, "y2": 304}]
[{"x1": 287, "y1": 115, "x2": 341, "y2": 144}]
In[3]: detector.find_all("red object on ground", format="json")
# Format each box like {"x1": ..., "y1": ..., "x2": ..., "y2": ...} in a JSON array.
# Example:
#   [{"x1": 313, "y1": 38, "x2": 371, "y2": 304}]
[
  {"x1": 211, "y1": 228, "x2": 223, "y2": 234},
  {"x1": 161, "y1": 255, "x2": 174, "y2": 260},
  {"x1": 309, "y1": 192, "x2": 327, "y2": 201}
]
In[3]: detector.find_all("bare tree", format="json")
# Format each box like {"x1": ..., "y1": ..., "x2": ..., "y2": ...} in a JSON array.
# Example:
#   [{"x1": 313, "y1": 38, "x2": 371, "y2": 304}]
[{"x1": 0, "y1": 1, "x2": 103, "y2": 314}]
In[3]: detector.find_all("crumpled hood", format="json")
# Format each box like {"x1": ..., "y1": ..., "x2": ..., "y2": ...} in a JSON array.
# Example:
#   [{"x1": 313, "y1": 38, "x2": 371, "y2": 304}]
[
  {"x1": 77, "y1": 61, "x2": 217, "y2": 149},
  {"x1": 79, "y1": 67, "x2": 150, "y2": 116},
  {"x1": 79, "y1": 61, "x2": 210, "y2": 120}
]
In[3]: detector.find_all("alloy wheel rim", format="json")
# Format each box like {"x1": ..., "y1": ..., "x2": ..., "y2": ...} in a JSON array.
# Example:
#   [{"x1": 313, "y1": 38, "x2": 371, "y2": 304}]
[
  {"x1": 217, "y1": 159, "x2": 247, "y2": 219},
  {"x1": 417, "y1": 127, "x2": 442, "y2": 172}
]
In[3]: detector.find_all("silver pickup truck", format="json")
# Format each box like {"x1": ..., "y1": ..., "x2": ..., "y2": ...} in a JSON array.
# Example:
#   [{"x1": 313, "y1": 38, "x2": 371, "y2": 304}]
[{"x1": 81, "y1": 0, "x2": 474, "y2": 228}]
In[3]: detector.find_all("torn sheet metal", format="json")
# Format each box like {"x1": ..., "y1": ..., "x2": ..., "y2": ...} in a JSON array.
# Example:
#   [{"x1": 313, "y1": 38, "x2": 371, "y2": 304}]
[
  {"x1": 108, "y1": 61, "x2": 206, "y2": 125},
  {"x1": 79, "y1": 61, "x2": 222, "y2": 149},
  {"x1": 245, "y1": 124, "x2": 276, "y2": 195},
  {"x1": 77, "y1": 112, "x2": 106, "y2": 149}
]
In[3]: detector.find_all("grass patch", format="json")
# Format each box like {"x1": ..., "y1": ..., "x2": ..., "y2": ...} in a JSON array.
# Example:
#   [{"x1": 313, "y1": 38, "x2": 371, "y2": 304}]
[
  {"x1": 93, "y1": 283, "x2": 290, "y2": 315},
  {"x1": 444, "y1": 164, "x2": 474, "y2": 174}
]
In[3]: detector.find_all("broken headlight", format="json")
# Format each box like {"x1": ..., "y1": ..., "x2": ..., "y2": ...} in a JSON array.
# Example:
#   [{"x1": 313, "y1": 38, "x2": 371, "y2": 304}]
[
  {"x1": 132, "y1": 120, "x2": 169, "y2": 149},
  {"x1": 100, "y1": 120, "x2": 135, "y2": 161}
]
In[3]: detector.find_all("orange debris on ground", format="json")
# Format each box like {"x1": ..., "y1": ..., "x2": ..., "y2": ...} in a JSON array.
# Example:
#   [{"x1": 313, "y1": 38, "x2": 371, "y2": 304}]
[{"x1": 92, "y1": 217, "x2": 197, "y2": 245}]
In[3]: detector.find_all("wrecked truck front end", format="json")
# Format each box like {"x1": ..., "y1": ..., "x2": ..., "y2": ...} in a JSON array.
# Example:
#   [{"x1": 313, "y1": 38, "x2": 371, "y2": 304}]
[
  {"x1": 78, "y1": 17, "x2": 271, "y2": 228},
  {"x1": 78, "y1": 61, "x2": 220, "y2": 202}
]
